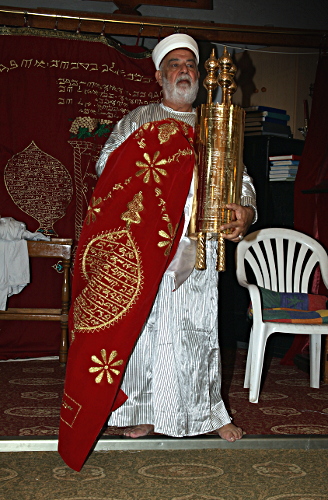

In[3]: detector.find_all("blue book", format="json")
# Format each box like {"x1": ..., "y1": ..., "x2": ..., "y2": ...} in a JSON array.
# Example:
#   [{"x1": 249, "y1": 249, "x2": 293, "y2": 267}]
[
  {"x1": 270, "y1": 160, "x2": 300, "y2": 166},
  {"x1": 270, "y1": 168, "x2": 298, "y2": 174},
  {"x1": 244, "y1": 122, "x2": 291, "y2": 134}
]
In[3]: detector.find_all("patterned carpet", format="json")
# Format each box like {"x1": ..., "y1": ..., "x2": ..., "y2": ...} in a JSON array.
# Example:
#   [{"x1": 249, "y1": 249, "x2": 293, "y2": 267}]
[
  {"x1": 1, "y1": 448, "x2": 328, "y2": 499},
  {"x1": 1, "y1": 348, "x2": 328, "y2": 438}
]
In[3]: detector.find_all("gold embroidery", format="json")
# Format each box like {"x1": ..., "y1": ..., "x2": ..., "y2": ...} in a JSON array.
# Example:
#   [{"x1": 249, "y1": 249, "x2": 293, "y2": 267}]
[
  {"x1": 86, "y1": 196, "x2": 102, "y2": 224},
  {"x1": 4, "y1": 141, "x2": 73, "y2": 237},
  {"x1": 62, "y1": 402, "x2": 73, "y2": 411},
  {"x1": 166, "y1": 148, "x2": 194, "y2": 163},
  {"x1": 158, "y1": 223, "x2": 179, "y2": 256},
  {"x1": 180, "y1": 121, "x2": 191, "y2": 136},
  {"x1": 138, "y1": 138, "x2": 146, "y2": 149},
  {"x1": 103, "y1": 177, "x2": 132, "y2": 202},
  {"x1": 69, "y1": 116, "x2": 112, "y2": 135},
  {"x1": 157, "y1": 121, "x2": 179, "y2": 144},
  {"x1": 69, "y1": 140, "x2": 102, "y2": 242},
  {"x1": 154, "y1": 188, "x2": 170, "y2": 223},
  {"x1": 89, "y1": 349, "x2": 123, "y2": 384},
  {"x1": 60, "y1": 392, "x2": 82, "y2": 428},
  {"x1": 135, "y1": 152, "x2": 168, "y2": 183},
  {"x1": 74, "y1": 230, "x2": 143, "y2": 332},
  {"x1": 121, "y1": 191, "x2": 144, "y2": 230}
]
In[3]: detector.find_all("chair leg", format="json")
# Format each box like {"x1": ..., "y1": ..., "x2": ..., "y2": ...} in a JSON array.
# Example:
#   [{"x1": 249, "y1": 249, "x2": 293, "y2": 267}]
[
  {"x1": 59, "y1": 258, "x2": 70, "y2": 365},
  {"x1": 309, "y1": 334, "x2": 321, "y2": 388},
  {"x1": 249, "y1": 328, "x2": 269, "y2": 403},
  {"x1": 244, "y1": 327, "x2": 254, "y2": 389},
  {"x1": 59, "y1": 320, "x2": 68, "y2": 365},
  {"x1": 324, "y1": 336, "x2": 328, "y2": 384}
]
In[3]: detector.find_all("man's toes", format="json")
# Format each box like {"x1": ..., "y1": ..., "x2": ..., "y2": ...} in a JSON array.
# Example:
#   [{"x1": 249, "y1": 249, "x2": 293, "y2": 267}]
[
  {"x1": 123, "y1": 425, "x2": 154, "y2": 438},
  {"x1": 217, "y1": 423, "x2": 243, "y2": 441}
]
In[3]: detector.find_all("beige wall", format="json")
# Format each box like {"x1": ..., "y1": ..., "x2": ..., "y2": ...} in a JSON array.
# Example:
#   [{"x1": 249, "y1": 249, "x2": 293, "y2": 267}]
[{"x1": 232, "y1": 48, "x2": 319, "y2": 140}]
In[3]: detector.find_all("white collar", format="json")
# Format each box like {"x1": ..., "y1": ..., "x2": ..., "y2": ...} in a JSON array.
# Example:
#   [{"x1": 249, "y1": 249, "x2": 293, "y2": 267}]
[{"x1": 159, "y1": 102, "x2": 196, "y2": 115}]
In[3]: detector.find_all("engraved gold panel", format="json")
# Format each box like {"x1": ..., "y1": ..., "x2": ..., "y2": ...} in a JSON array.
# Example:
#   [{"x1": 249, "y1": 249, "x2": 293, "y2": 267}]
[
  {"x1": 195, "y1": 102, "x2": 245, "y2": 234},
  {"x1": 73, "y1": 230, "x2": 143, "y2": 332}
]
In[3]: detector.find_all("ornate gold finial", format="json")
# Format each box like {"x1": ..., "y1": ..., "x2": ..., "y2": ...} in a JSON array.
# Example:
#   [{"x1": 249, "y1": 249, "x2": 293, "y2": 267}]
[
  {"x1": 195, "y1": 232, "x2": 207, "y2": 270},
  {"x1": 203, "y1": 48, "x2": 219, "y2": 105},
  {"x1": 218, "y1": 46, "x2": 237, "y2": 105},
  {"x1": 216, "y1": 234, "x2": 226, "y2": 271}
]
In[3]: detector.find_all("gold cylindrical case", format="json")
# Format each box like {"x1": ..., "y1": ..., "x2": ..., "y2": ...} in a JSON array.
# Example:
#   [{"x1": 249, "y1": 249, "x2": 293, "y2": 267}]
[
  {"x1": 189, "y1": 47, "x2": 245, "y2": 272},
  {"x1": 195, "y1": 102, "x2": 245, "y2": 233},
  {"x1": 190, "y1": 103, "x2": 245, "y2": 271}
]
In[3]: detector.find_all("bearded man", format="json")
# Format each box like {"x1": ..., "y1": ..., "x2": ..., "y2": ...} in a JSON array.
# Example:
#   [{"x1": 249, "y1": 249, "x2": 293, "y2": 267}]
[{"x1": 95, "y1": 34, "x2": 256, "y2": 443}]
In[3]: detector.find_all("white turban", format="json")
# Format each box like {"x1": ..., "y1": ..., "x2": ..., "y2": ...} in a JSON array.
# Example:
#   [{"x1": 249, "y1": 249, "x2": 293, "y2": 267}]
[{"x1": 152, "y1": 34, "x2": 199, "y2": 70}]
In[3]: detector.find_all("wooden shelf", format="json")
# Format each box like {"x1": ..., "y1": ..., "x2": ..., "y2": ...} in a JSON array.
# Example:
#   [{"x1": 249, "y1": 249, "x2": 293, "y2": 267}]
[{"x1": 0, "y1": 5, "x2": 326, "y2": 48}]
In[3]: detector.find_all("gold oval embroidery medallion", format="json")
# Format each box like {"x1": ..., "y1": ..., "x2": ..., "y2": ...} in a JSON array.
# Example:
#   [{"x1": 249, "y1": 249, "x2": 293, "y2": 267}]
[{"x1": 74, "y1": 229, "x2": 143, "y2": 332}]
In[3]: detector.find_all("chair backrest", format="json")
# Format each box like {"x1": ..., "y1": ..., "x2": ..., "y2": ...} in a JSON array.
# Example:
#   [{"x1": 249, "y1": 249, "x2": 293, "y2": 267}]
[{"x1": 236, "y1": 228, "x2": 328, "y2": 293}]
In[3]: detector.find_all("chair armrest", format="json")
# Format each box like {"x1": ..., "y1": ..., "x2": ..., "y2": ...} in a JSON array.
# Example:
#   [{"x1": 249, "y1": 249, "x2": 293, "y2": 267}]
[
  {"x1": 241, "y1": 283, "x2": 264, "y2": 327},
  {"x1": 247, "y1": 284, "x2": 262, "y2": 316}
]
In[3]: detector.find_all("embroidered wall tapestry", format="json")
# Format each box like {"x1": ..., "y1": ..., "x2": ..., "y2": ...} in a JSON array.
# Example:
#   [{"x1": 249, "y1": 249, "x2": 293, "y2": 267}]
[{"x1": 0, "y1": 27, "x2": 161, "y2": 359}]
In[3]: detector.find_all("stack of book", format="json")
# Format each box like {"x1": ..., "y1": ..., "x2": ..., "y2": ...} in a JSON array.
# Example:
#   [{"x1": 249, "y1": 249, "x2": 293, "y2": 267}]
[
  {"x1": 268, "y1": 154, "x2": 301, "y2": 181},
  {"x1": 244, "y1": 106, "x2": 292, "y2": 138}
]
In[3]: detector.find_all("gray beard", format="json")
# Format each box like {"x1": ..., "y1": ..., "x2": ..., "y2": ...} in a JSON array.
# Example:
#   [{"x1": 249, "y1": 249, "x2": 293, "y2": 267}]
[{"x1": 162, "y1": 75, "x2": 199, "y2": 107}]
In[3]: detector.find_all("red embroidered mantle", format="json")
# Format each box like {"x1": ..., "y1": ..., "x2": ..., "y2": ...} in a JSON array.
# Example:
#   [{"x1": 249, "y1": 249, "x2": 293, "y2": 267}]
[{"x1": 58, "y1": 119, "x2": 195, "y2": 471}]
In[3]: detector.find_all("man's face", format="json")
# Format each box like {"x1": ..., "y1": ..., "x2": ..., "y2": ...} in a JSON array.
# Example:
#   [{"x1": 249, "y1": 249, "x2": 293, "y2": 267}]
[{"x1": 155, "y1": 48, "x2": 200, "y2": 106}]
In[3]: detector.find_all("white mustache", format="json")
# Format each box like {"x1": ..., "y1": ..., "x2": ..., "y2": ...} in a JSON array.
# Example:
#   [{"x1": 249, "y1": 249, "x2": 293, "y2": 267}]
[{"x1": 176, "y1": 74, "x2": 192, "y2": 84}]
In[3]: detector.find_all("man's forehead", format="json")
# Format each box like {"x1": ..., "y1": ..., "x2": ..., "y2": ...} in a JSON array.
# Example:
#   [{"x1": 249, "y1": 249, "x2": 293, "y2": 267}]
[{"x1": 164, "y1": 48, "x2": 197, "y2": 63}]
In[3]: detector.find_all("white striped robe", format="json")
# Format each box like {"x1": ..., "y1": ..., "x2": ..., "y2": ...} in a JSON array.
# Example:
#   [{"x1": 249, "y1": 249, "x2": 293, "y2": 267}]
[{"x1": 96, "y1": 103, "x2": 256, "y2": 436}]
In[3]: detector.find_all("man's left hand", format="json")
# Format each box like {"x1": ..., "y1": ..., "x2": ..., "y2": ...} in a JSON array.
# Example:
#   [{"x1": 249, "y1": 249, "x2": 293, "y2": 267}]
[{"x1": 220, "y1": 203, "x2": 255, "y2": 243}]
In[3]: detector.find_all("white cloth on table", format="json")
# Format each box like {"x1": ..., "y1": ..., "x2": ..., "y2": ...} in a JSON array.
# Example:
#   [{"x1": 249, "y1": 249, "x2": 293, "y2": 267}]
[{"x1": 0, "y1": 217, "x2": 49, "y2": 310}]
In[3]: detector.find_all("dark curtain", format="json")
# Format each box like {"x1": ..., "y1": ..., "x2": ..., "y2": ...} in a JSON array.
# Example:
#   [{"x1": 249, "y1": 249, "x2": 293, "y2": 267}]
[
  {"x1": 282, "y1": 53, "x2": 328, "y2": 366},
  {"x1": 294, "y1": 53, "x2": 328, "y2": 275}
]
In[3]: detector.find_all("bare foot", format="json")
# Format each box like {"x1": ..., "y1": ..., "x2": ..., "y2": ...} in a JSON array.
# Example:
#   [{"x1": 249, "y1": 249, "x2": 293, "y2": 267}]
[
  {"x1": 217, "y1": 423, "x2": 243, "y2": 442},
  {"x1": 123, "y1": 424, "x2": 154, "y2": 438}
]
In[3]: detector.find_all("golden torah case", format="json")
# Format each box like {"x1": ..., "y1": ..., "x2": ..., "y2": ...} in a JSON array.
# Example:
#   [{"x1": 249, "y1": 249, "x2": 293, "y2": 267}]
[{"x1": 189, "y1": 47, "x2": 245, "y2": 271}]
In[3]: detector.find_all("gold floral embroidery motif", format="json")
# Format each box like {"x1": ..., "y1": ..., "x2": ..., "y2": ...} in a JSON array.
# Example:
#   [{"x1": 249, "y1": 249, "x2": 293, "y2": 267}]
[
  {"x1": 136, "y1": 151, "x2": 168, "y2": 183},
  {"x1": 158, "y1": 223, "x2": 179, "y2": 256},
  {"x1": 121, "y1": 191, "x2": 144, "y2": 230},
  {"x1": 157, "y1": 122, "x2": 179, "y2": 144},
  {"x1": 74, "y1": 230, "x2": 143, "y2": 332},
  {"x1": 89, "y1": 349, "x2": 123, "y2": 384},
  {"x1": 86, "y1": 196, "x2": 102, "y2": 224}
]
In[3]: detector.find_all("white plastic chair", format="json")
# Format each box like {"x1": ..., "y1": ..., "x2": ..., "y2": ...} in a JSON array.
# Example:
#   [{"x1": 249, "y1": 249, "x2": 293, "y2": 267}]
[{"x1": 235, "y1": 228, "x2": 328, "y2": 403}]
